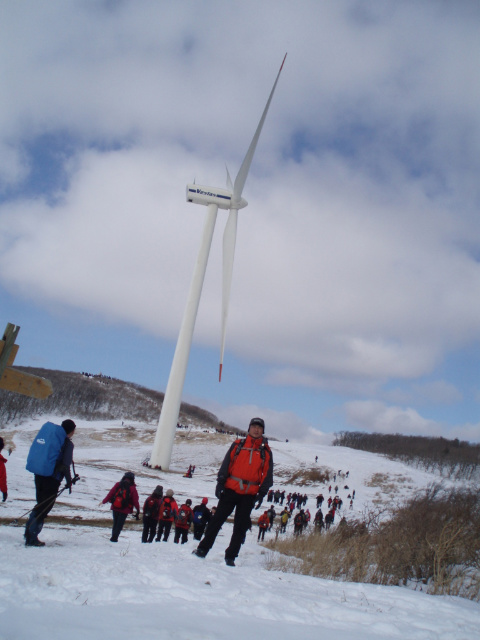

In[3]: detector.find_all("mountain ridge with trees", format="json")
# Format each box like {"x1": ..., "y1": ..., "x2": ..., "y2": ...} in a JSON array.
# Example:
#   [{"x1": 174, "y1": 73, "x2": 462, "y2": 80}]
[{"x1": 0, "y1": 366, "x2": 241, "y2": 434}]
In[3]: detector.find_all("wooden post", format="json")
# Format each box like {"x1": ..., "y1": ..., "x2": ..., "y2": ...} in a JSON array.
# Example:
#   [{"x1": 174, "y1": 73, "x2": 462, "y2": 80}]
[
  {"x1": 0, "y1": 323, "x2": 53, "y2": 399},
  {"x1": 0, "y1": 323, "x2": 20, "y2": 378}
]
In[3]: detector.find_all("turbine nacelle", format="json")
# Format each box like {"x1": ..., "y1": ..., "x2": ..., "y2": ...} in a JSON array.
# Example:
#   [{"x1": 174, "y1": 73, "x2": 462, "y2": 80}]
[{"x1": 186, "y1": 184, "x2": 248, "y2": 211}]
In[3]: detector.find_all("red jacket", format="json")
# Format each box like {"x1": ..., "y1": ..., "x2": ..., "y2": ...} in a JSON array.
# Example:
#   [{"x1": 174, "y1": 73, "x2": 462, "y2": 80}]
[
  {"x1": 0, "y1": 454, "x2": 7, "y2": 493},
  {"x1": 158, "y1": 496, "x2": 178, "y2": 522},
  {"x1": 258, "y1": 513, "x2": 269, "y2": 529},
  {"x1": 103, "y1": 481, "x2": 140, "y2": 514},
  {"x1": 222, "y1": 435, "x2": 273, "y2": 496},
  {"x1": 175, "y1": 503, "x2": 193, "y2": 529}
]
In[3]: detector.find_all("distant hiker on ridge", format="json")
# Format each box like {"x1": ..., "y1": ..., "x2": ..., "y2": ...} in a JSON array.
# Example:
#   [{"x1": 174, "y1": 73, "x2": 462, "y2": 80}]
[{"x1": 193, "y1": 417, "x2": 273, "y2": 566}]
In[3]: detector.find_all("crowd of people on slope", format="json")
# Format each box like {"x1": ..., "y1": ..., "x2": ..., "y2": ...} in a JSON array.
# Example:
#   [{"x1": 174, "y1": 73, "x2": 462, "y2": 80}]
[
  {"x1": 15, "y1": 416, "x2": 274, "y2": 567},
  {"x1": 99, "y1": 476, "x2": 214, "y2": 544},
  {"x1": 8, "y1": 415, "x2": 357, "y2": 564}
]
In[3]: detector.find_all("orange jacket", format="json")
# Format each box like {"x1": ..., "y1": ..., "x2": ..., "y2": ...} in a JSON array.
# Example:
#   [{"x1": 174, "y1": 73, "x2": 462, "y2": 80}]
[
  {"x1": 258, "y1": 513, "x2": 270, "y2": 529},
  {"x1": 222, "y1": 435, "x2": 273, "y2": 496},
  {"x1": 158, "y1": 497, "x2": 178, "y2": 522}
]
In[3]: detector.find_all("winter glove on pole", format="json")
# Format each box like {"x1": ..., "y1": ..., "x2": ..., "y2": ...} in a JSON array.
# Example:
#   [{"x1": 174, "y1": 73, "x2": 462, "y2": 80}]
[
  {"x1": 2, "y1": 492, "x2": 7, "y2": 502},
  {"x1": 215, "y1": 483, "x2": 224, "y2": 500}
]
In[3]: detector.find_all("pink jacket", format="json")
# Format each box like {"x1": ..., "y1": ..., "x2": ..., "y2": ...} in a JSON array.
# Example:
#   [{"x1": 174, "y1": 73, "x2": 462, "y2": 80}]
[
  {"x1": 103, "y1": 481, "x2": 140, "y2": 514},
  {"x1": 0, "y1": 454, "x2": 7, "y2": 493}
]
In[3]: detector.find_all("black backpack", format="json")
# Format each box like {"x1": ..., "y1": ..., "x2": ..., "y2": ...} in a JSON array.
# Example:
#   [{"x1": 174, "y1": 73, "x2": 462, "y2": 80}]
[
  {"x1": 161, "y1": 497, "x2": 172, "y2": 519},
  {"x1": 144, "y1": 496, "x2": 160, "y2": 519}
]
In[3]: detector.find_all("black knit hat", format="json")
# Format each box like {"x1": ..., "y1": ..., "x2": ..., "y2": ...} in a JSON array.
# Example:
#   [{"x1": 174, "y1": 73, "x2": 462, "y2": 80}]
[
  {"x1": 61, "y1": 419, "x2": 76, "y2": 434},
  {"x1": 249, "y1": 417, "x2": 265, "y2": 432}
]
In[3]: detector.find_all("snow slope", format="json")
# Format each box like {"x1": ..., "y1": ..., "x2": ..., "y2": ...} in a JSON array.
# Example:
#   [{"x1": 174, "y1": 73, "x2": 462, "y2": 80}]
[{"x1": 1, "y1": 417, "x2": 479, "y2": 640}]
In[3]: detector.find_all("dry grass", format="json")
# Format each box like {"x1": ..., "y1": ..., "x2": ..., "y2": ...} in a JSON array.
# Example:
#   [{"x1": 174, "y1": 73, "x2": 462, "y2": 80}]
[
  {"x1": 277, "y1": 466, "x2": 331, "y2": 486},
  {"x1": 264, "y1": 486, "x2": 480, "y2": 601}
]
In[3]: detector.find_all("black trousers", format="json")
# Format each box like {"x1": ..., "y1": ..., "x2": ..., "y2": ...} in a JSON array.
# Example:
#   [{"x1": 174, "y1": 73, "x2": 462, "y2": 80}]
[
  {"x1": 193, "y1": 523, "x2": 206, "y2": 540},
  {"x1": 111, "y1": 511, "x2": 128, "y2": 541},
  {"x1": 197, "y1": 489, "x2": 255, "y2": 560},
  {"x1": 174, "y1": 526, "x2": 189, "y2": 544},
  {"x1": 142, "y1": 516, "x2": 157, "y2": 542},
  {"x1": 25, "y1": 475, "x2": 61, "y2": 543},
  {"x1": 156, "y1": 520, "x2": 172, "y2": 541}
]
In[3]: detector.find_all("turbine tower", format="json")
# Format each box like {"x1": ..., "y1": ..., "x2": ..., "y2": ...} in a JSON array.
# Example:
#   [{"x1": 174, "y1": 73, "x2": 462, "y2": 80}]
[{"x1": 150, "y1": 54, "x2": 286, "y2": 470}]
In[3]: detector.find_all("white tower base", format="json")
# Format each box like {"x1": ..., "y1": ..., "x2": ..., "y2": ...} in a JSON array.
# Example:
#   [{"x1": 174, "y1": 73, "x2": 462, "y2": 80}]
[{"x1": 150, "y1": 203, "x2": 219, "y2": 470}]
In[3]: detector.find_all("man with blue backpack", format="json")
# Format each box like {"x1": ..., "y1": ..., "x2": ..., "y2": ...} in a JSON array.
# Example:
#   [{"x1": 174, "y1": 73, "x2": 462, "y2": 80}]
[
  {"x1": 24, "y1": 419, "x2": 77, "y2": 547},
  {"x1": 192, "y1": 497, "x2": 211, "y2": 541}
]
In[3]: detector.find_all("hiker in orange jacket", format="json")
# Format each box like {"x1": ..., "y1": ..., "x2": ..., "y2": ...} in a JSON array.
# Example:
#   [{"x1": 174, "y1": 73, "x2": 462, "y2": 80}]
[
  {"x1": 193, "y1": 417, "x2": 273, "y2": 566},
  {"x1": 257, "y1": 511, "x2": 270, "y2": 541}
]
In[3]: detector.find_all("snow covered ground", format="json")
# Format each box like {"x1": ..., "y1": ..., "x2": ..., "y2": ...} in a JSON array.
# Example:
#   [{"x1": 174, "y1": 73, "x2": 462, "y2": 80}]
[{"x1": 1, "y1": 417, "x2": 479, "y2": 639}]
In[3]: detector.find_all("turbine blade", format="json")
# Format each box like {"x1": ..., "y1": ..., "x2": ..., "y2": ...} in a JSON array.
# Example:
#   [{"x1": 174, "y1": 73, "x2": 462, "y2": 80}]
[
  {"x1": 233, "y1": 53, "x2": 287, "y2": 204},
  {"x1": 226, "y1": 165, "x2": 234, "y2": 192},
  {"x1": 220, "y1": 208, "x2": 238, "y2": 381}
]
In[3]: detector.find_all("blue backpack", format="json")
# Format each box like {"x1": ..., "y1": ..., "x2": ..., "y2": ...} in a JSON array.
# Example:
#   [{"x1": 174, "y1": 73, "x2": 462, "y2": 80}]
[{"x1": 26, "y1": 422, "x2": 67, "y2": 476}]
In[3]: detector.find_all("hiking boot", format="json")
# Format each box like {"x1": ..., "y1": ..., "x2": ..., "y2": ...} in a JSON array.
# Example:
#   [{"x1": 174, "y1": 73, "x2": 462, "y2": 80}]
[
  {"x1": 26, "y1": 539, "x2": 46, "y2": 547},
  {"x1": 225, "y1": 557, "x2": 235, "y2": 567},
  {"x1": 192, "y1": 548, "x2": 207, "y2": 558}
]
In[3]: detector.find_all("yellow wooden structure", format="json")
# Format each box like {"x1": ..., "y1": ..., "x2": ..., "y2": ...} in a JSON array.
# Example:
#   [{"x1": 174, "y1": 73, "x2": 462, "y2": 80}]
[{"x1": 0, "y1": 323, "x2": 53, "y2": 398}]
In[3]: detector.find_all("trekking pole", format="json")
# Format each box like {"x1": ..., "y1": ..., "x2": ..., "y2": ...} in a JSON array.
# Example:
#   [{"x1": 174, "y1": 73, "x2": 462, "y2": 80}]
[{"x1": 9, "y1": 486, "x2": 67, "y2": 525}]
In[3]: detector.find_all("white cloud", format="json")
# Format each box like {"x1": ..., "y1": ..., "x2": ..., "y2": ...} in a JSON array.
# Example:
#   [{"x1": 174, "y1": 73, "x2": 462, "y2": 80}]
[
  {"x1": 1, "y1": 1, "x2": 480, "y2": 433},
  {"x1": 195, "y1": 398, "x2": 328, "y2": 444},
  {"x1": 383, "y1": 380, "x2": 463, "y2": 407},
  {"x1": 449, "y1": 422, "x2": 480, "y2": 444},
  {"x1": 344, "y1": 400, "x2": 439, "y2": 437},
  {"x1": 343, "y1": 398, "x2": 480, "y2": 443}
]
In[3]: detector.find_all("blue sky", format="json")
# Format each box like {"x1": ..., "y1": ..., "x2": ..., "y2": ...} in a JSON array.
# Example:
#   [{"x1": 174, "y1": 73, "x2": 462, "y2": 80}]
[{"x1": 1, "y1": 1, "x2": 479, "y2": 443}]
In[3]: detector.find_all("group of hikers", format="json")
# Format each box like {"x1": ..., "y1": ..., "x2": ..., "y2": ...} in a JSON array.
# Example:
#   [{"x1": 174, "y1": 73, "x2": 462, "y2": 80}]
[
  {"x1": 14, "y1": 414, "x2": 352, "y2": 565},
  {"x1": 99, "y1": 476, "x2": 213, "y2": 544},
  {"x1": 19, "y1": 416, "x2": 275, "y2": 567}
]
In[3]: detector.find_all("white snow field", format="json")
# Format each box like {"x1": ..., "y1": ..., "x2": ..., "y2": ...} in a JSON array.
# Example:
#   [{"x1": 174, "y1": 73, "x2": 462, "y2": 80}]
[{"x1": 1, "y1": 417, "x2": 479, "y2": 640}]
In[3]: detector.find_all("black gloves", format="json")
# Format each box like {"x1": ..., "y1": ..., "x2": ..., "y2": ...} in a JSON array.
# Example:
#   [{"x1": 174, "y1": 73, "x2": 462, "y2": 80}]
[
  {"x1": 65, "y1": 474, "x2": 80, "y2": 494},
  {"x1": 2, "y1": 491, "x2": 7, "y2": 502},
  {"x1": 215, "y1": 483, "x2": 224, "y2": 500},
  {"x1": 254, "y1": 495, "x2": 264, "y2": 510}
]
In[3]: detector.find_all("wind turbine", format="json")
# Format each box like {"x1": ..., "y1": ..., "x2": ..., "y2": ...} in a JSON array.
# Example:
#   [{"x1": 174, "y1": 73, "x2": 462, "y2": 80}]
[{"x1": 150, "y1": 54, "x2": 286, "y2": 470}]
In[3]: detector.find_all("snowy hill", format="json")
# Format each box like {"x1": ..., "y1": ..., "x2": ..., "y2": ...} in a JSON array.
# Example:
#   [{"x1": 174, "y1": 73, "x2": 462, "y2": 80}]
[{"x1": 1, "y1": 417, "x2": 479, "y2": 639}]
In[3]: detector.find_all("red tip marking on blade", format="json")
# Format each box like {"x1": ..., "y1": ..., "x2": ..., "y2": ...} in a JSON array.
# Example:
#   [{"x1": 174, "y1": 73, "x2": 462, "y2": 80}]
[
  {"x1": 280, "y1": 53, "x2": 287, "y2": 71},
  {"x1": 219, "y1": 363, "x2": 223, "y2": 382}
]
